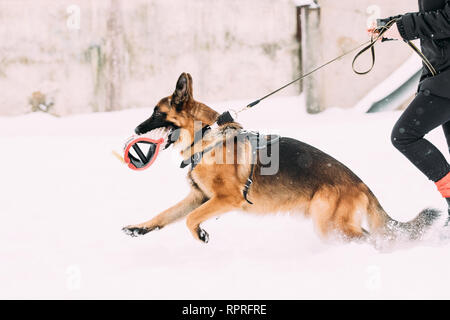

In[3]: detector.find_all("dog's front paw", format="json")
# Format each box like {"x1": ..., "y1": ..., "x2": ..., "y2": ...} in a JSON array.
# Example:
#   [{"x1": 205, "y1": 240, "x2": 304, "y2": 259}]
[
  {"x1": 197, "y1": 227, "x2": 209, "y2": 243},
  {"x1": 122, "y1": 225, "x2": 159, "y2": 237}
]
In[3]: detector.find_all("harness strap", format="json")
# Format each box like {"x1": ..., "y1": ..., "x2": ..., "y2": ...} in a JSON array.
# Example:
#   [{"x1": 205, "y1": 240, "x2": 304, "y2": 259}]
[
  {"x1": 180, "y1": 141, "x2": 223, "y2": 170},
  {"x1": 180, "y1": 111, "x2": 276, "y2": 205},
  {"x1": 243, "y1": 132, "x2": 259, "y2": 205},
  {"x1": 190, "y1": 125, "x2": 211, "y2": 149},
  {"x1": 186, "y1": 111, "x2": 235, "y2": 152},
  {"x1": 181, "y1": 111, "x2": 236, "y2": 170},
  {"x1": 180, "y1": 128, "x2": 263, "y2": 204}
]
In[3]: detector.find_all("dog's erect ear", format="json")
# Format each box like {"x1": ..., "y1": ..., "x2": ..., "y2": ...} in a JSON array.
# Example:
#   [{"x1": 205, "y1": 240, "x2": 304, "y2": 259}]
[{"x1": 172, "y1": 73, "x2": 193, "y2": 108}]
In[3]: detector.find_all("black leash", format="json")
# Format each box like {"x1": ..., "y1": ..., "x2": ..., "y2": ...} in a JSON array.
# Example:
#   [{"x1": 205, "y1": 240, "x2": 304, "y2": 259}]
[
  {"x1": 352, "y1": 19, "x2": 437, "y2": 76},
  {"x1": 351, "y1": 19, "x2": 399, "y2": 75},
  {"x1": 236, "y1": 39, "x2": 372, "y2": 114},
  {"x1": 235, "y1": 19, "x2": 436, "y2": 115}
]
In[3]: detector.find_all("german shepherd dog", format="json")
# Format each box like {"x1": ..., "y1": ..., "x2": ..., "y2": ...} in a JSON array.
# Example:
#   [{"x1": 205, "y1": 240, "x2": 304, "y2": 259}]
[{"x1": 123, "y1": 73, "x2": 439, "y2": 243}]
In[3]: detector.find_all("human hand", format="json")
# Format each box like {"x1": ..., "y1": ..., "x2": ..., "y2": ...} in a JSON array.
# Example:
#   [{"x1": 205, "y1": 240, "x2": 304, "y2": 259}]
[
  {"x1": 367, "y1": 22, "x2": 401, "y2": 41},
  {"x1": 379, "y1": 22, "x2": 401, "y2": 40}
]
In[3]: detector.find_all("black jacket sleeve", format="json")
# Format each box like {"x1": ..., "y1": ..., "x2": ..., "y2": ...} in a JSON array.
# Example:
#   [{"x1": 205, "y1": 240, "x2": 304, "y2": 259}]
[{"x1": 396, "y1": 2, "x2": 450, "y2": 41}]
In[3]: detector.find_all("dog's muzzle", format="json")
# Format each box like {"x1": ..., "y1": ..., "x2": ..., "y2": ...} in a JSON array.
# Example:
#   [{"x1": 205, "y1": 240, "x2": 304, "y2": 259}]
[
  {"x1": 135, "y1": 111, "x2": 171, "y2": 135},
  {"x1": 124, "y1": 126, "x2": 177, "y2": 171}
]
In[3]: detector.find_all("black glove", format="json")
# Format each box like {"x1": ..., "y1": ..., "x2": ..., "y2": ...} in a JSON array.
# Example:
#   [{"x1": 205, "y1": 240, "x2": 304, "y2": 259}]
[
  {"x1": 376, "y1": 15, "x2": 402, "y2": 28},
  {"x1": 376, "y1": 15, "x2": 402, "y2": 42}
]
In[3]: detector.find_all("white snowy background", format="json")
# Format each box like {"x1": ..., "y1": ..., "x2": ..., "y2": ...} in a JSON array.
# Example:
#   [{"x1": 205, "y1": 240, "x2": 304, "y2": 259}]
[{"x1": 2, "y1": 95, "x2": 450, "y2": 299}]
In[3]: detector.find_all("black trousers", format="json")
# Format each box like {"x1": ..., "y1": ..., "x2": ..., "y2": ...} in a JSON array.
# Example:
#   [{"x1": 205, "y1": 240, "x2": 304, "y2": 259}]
[{"x1": 391, "y1": 89, "x2": 450, "y2": 182}]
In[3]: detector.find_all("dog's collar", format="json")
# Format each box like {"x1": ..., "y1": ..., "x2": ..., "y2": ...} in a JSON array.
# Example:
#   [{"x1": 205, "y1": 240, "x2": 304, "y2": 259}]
[
  {"x1": 180, "y1": 111, "x2": 235, "y2": 170},
  {"x1": 180, "y1": 140, "x2": 223, "y2": 169},
  {"x1": 190, "y1": 125, "x2": 211, "y2": 149},
  {"x1": 184, "y1": 111, "x2": 235, "y2": 151}
]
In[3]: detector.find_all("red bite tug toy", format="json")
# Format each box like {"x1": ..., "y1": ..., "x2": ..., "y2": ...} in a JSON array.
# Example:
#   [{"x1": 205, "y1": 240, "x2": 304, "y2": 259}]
[{"x1": 122, "y1": 128, "x2": 171, "y2": 171}]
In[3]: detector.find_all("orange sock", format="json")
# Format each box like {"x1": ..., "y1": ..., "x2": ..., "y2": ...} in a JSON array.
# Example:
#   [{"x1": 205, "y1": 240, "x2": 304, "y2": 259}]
[{"x1": 435, "y1": 172, "x2": 450, "y2": 198}]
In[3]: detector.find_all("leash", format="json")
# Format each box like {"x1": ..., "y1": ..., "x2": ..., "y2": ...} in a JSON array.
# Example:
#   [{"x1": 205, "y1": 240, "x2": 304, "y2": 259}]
[
  {"x1": 352, "y1": 18, "x2": 437, "y2": 76},
  {"x1": 232, "y1": 19, "x2": 437, "y2": 117},
  {"x1": 351, "y1": 18, "x2": 399, "y2": 75},
  {"x1": 232, "y1": 39, "x2": 372, "y2": 116},
  {"x1": 405, "y1": 41, "x2": 437, "y2": 77}
]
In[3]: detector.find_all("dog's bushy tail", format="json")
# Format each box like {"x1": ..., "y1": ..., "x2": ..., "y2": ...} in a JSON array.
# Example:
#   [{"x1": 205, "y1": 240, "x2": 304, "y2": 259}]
[{"x1": 367, "y1": 195, "x2": 441, "y2": 241}]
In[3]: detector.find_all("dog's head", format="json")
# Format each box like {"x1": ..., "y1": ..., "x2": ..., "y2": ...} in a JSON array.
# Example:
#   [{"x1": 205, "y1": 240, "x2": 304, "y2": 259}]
[{"x1": 135, "y1": 73, "x2": 219, "y2": 149}]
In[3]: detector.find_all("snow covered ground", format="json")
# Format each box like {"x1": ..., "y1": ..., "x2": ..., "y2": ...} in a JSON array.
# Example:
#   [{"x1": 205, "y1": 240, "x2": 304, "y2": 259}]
[{"x1": 2, "y1": 95, "x2": 450, "y2": 299}]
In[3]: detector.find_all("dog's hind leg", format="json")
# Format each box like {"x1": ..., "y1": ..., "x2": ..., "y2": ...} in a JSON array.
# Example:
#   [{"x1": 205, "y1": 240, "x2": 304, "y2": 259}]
[
  {"x1": 308, "y1": 187, "x2": 339, "y2": 238},
  {"x1": 333, "y1": 194, "x2": 366, "y2": 240},
  {"x1": 123, "y1": 188, "x2": 207, "y2": 237},
  {"x1": 186, "y1": 196, "x2": 242, "y2": 243}
]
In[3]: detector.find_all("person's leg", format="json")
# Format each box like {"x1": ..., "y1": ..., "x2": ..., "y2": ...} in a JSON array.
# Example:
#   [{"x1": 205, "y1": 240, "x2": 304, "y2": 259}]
[
  {"x1": 443, "y1": 121, "x2": 450, "y2": 155},
  {"x1": 391, "y1": 92, "x2": 450, "y2": 183},
  {"x1": 442, "y1": 121, "x2": 450, "y2": 214},
  {"x1": 391, "y1": 91, "x2": 450, "y2": 216},
  {"x1": 392, "y1": 90, "x2": 450, "y2": 220}
]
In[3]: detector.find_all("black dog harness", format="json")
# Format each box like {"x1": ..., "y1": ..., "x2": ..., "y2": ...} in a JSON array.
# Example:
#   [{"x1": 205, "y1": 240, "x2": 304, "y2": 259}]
[
  {"x1": 242, "y1": 131, "x2": 259, "y2": 205},
  {"x1": 180, "y1": 111, "x2": 277, "y2": 205}
]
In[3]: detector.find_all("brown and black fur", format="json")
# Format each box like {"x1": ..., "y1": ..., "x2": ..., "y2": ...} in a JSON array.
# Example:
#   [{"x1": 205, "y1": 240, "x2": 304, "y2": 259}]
[{"x1": 123, "y1": 73, "x2": 440, "y2": 243}]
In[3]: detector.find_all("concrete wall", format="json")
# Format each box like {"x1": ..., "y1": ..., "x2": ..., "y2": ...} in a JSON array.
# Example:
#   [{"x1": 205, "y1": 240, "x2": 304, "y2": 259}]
[
  {"x1": 303, "y1": 0, "x2": 419, "y2": 111},
  {"x1": 0, "y1": 0, "x2": 422, "y2": 116},
  {"x1": 0, "y1": 0, "x2": 300, "y2": 116}
]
